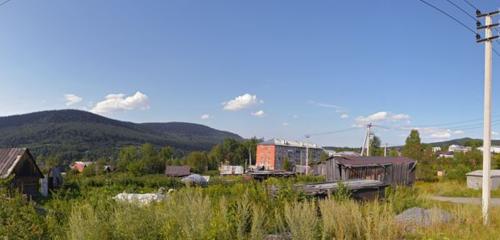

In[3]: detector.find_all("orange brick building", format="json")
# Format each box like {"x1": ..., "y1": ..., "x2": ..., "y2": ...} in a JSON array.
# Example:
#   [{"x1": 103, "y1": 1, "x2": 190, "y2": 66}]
[{"x1": 256, "y1": 139, "x2": 323, "y2": 171}]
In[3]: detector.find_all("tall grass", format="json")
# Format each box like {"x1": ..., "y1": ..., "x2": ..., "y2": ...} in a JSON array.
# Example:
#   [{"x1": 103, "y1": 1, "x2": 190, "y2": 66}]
[
  {"x1": 319, "y1": 199, "x2": 401, "y2": 240},
  {"x1": 284, "y1": 200, "x2": 319, "y2": 240},
  {"x1": 33, "y1": 177, "x2": 500, "y2": 240}
]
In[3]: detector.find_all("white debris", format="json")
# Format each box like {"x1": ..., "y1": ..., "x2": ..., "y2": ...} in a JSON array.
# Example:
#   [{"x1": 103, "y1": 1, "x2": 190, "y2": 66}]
[{"x1": 113, "y1": 188, "x2": 173, "y2": 205}]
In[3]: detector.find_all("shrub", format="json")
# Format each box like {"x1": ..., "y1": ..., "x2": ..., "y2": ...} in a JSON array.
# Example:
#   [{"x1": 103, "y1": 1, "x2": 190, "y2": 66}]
[{"x1": 284, "y1": 200, "x2": 319, "y2": 240}]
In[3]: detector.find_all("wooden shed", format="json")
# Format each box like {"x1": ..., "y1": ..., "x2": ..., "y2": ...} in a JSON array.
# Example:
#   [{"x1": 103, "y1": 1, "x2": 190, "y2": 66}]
[
  {"x1": 0, "y1": 148, "x2": 44, "y2": 196},
  {"x1": 318, "y1": 156, "x2": 417, "y2": 186}
]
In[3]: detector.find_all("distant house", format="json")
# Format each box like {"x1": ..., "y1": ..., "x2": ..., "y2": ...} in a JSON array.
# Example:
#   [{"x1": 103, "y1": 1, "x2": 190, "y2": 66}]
[
  {"x1": 477, "y1": 146, "x2": 500, "y2": 154},
  {"x1": 0, "y1": 148, "x2": 44, "y2": 196},
  {"x1": 219, "y1": 165, "x2": 244, "y2": 175},
  {"x1": 432, "y1": 147, "x2": 442, "y2": 153},
  {"x1": 333, "y1": 151, "x2": 362, "y2": 157},
  {"x1": 316, "y1": 156, "x2": 417, "y2": 186},
  {"x1": 448, "y1": 144, "x2": 471, "y2": 153},
  {"x1": 70, "y1": 161, "x2": 94, "y2": 173},
  {"x1": 164, "y1": 165, "x2": 191, "y2": 177},
  {"x1": 438, "y1": 151, "x2": 454, "y2": 159}
]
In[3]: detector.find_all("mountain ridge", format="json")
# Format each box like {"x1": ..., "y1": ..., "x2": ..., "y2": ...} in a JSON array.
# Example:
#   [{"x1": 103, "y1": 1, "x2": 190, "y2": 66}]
[{"x1": 0, "y1": 109, "x2": 242, "y2": 160}]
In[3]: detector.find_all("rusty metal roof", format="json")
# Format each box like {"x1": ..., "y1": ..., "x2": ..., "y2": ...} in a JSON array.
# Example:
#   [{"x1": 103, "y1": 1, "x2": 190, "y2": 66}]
[
  {"x1": 334, "y1": 156, "x2": 416, "y2": 167},
  {"x1": 164, "y1": 165, "x2": 191, "y2": 177},
  {"x1": 0, "y1": 148, "x2": 43, "y2": 178}
]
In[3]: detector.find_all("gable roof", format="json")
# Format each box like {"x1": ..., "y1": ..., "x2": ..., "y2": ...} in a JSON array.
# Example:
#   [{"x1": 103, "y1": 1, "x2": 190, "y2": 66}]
[
  {"x1": 165, "y1": 165, "x2": 191, "y2": 177},
  {"x1": 331, "y1": 156, "x2": 416, "y2": 167},
  {"x1": 0, "y1": 148, "x2": 43, "y2": 178}
]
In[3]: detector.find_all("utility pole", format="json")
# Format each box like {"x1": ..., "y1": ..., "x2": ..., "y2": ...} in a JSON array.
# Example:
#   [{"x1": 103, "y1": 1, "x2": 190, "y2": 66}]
[
  {"x1": 384, "y1": 143, "x2": 388, "y2": 157},
  {"x1": 360, "y1": 123, "x2": 373, "y2": 156},
  {"x1": 476, "y1": 9, "x2": 499, "y2": 225},
  {"x1": 305, "y1": 145, "x2": 309, "y2": 175}
]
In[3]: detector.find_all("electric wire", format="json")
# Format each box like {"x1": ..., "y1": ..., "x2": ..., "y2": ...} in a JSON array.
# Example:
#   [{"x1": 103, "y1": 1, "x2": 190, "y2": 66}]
[
  {"x1": 417, "y1": 0, "x2": 477, "y2": 34},
  {"x1": 445, "y1": 0, "x2": 477, "y2": 21},
  {"x1": 0, "y1": 0, "x2": 11, "y2": 8},
  {"x1": 461, "y1": 0, "x2": 479, "y2": 11}
]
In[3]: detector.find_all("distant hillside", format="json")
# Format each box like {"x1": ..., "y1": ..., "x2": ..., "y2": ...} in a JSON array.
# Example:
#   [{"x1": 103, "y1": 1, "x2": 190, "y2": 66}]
[{"x1": 0, "y1": 110, "x2": 242, "y2": 160}]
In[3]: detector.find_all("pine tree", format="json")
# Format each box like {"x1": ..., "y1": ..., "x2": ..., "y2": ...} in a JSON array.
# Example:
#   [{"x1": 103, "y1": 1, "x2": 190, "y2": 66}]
[{"x1": 402, "y1": 130, "x2": 423, "y2": 160}]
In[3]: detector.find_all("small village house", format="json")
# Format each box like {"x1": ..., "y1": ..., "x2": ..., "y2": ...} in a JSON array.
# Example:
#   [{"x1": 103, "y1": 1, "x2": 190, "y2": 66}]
[
  {"x1": 438, "y1": 151, "x2": 454, "y2": 159},
  {"x1": 477, "y1": 146, "x2": 500, "y2": 154},
  {"x1": 70, "y1": 161, "x2": 94, "y2": 173},
  {"x1": 315, "y1": 156, "x2": 417, "y2": 186},
  {"x1": 448, "y1": 144, "x2": 471, "y2": 153},
  {"x1": 219, "y1": 165, "x2": 244, "y2": 175},
  {"x1": 0, "y1": 148, "x2": 44, "y2": 196},
  {"x1": 164, "y1": 165, "x2": 191, "y2": 177}
]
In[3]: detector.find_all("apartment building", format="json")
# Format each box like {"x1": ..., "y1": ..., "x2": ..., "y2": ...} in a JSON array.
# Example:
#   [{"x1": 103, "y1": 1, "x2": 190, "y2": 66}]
[{"x1": 256, "y1": 139, "x2": 323, "y2": 171}]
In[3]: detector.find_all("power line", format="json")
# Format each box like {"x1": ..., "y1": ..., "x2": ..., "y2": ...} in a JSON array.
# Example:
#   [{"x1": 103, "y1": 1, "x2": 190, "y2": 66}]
[
  {"x1": 445, "y1": 0, "x2": 476, "y2": 21},
  {"x1": 304, "y1": 127, "x2": 360, "y2": 138},
  {"x1": 417, "y1": 0, "x2": 477, "y2": 34},
  {"x1": 461, "y1": 0, "x2": 479, "y2": 11},
  {"x1": 0, "y1": 0, "x2": 11, "y2": 8}
]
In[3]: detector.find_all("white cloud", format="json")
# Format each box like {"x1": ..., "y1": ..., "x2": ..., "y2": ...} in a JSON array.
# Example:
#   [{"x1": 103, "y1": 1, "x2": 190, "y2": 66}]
[
  {"x1": 91, "y1": 91, "x2": 149, "y2": 115},
  {"x1": 429, "y1": 131, "x2": 452, "y2": 139},
  {"x1": 355, "y1": 111, "x2": 411, "y2": 126},
  {"x1": 410, "y1": 127, "x2": 465, "y2": 140},
  {"x1": 201, "y1": 114, "x2": 211, "y2": 120},
  {"x1": 340, "y1": 113, "x2": 349, "y2": 119},
  {"x1": 282, "y1": 122, "x2": 289, "y2": 127},
  {"x1": 251, "y1": 110, "x2": 265, "y2": 117},
  {"x1": 292, "y1": 114, "x2": 299, "y2": 119},
  {"x1": 64, "y1": 94, "x2": 83, "y2": 106},
  {"x1": 493, "y1": 131, "x2": 499, "y2": 136},
  {"x1": 308, "y1": 100, "x2": 341, "y2": 110},
  {"x1": 391, "y1": 113, "x2": 411, "y2": 121},
  {"x1": 223, "y1": 93, "x2": 262, "y2": 111}
]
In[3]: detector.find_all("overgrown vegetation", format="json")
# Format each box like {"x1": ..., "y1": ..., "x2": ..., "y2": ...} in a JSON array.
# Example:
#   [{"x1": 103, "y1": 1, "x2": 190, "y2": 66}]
[{"x1": 2, "y1": 173, "x2": 500, "y2": 239}]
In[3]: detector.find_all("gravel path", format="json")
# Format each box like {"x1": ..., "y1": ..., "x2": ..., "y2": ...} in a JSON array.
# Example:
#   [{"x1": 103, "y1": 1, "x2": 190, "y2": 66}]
[{"x1": 430, "y1": 196, "x2": 500, "y2": 206}]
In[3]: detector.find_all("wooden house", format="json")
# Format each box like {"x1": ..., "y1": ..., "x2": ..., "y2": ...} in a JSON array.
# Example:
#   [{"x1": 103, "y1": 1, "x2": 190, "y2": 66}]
[
  {"x1": 316, "y1": 156, "x2": 417, "y2": 186},
  {"x1": 0, "y1": 148, "x2": 44, "y2": 196}
]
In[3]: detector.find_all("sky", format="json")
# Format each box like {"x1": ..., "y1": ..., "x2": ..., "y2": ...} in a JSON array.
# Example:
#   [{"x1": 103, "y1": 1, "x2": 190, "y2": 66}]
[{"x1": 0, "y1": 0, "x2": 499, "y2": 147}]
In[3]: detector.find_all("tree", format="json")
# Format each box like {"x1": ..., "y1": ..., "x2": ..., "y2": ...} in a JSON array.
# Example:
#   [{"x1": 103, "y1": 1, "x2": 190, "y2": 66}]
[
  {"x1": 283, "y1": 157, "x2": 292, "y2": 171},
  {"x1": 464, "y1": 139, "x2": 483, "y2": 149},
  {"x1": 185, "y1": 151, "x2": 209, "y2": 173},
  {"x1": 140, "y1": 143, "x2": 163, "y2": 174},
  {"x1": 160, "y1": 146, "x2": 174, "y2": 165},
  {"x1": 370, "y1": 135, "x2": 383, "y2": 156},
  {"x1": 402, "y1": 130, "x2": 423, "y2": 160},
  {"x1": 388, "y1": 149, "x2": 399, "y2": 157},
  {"x1": 117, "y1": 146, "x2": 138, "y2": 171}
]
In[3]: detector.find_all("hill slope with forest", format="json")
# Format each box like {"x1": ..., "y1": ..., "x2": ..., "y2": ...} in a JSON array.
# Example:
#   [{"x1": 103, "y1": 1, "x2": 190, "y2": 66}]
[{"x1": 0, "y1": 110, "x2": 242, "y2": 159}]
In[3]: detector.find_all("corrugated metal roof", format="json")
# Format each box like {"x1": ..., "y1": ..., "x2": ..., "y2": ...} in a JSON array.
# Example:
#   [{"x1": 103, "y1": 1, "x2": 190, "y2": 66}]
[
  {"x1": 164, "y1": 165, "x2": 191, "y2": 177},
  {"x1": 0, "y1": 148, "x2": 28, "y2": 178},
  {"x1": 466, "y1": 170, "x2": 500, "y2": 177},
  {"x1": 334, "y1": 156, "x2": 416, "y2": 167},
  {"x1": 259, "y1": 139, "x2": 322, "y2": 149}
]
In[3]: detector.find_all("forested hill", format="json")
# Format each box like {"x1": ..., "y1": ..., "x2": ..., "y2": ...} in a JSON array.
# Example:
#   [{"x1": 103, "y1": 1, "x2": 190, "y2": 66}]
[{"x1": 0, "y1": 110, "x2": 242, "y2": 159}]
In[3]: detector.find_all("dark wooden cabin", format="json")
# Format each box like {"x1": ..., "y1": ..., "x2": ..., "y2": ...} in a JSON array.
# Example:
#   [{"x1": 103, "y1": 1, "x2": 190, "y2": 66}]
[
  {"x1": 0, "y1": 148, "x2": 44, "y2": 196},
  {"x1": 315, "y1": 156, "x2": 417, "y2": 186}
]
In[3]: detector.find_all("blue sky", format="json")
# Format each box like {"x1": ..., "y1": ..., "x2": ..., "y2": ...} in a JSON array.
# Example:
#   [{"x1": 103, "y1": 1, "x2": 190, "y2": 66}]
[{"x1": 0, "y1": 0, "x2": 499, "y2": 147}]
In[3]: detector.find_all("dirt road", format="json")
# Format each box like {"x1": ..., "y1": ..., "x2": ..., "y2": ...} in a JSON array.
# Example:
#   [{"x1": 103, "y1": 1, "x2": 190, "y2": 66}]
[{"x1": 430, "y1": 196, "x2": 500, "y2": 206}]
